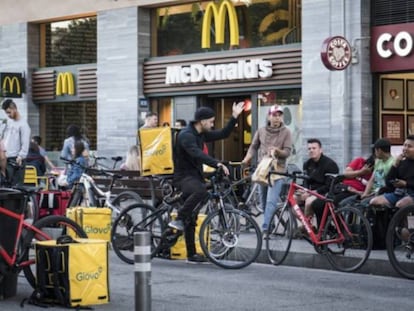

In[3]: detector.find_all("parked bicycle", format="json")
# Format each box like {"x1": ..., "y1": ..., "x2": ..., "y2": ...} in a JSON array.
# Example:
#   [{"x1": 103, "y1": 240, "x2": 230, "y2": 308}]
[
  {"x1": 60, "y1": 157, "x2": 143, "y2": 216},
  {"x1": 1, "y1": 160, "x2": 42, "y2": 222},
  {"x1": 0, "y1": 188, "x2": 87, "y2": 289},
  {"x1": 111, "y1": 167, "x2": 262, "y2": 269},
  {"x1": 220, "y1": 165, "x2": 262, "y2": 217},
  {"x1": 265, "y1": 170, "x2": 373, "y2": 272},
  {"x1": 386, "y1": 204, "x2": 414, "y2": 279}
]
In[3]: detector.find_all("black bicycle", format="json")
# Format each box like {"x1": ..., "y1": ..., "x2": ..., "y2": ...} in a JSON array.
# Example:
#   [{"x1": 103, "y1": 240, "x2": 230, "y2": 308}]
[
  {"x1": 386, "y1": 204, "x2": 414, "y2": 279},
  {"x1": 111, "y1": 167, "x2": 262, "y2": 269}
]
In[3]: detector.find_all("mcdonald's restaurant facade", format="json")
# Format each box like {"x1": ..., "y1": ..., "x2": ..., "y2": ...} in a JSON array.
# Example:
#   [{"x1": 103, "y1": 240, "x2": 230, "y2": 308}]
[{"x1": 0, "y1": 0, "x2": 402, "y2": 170}]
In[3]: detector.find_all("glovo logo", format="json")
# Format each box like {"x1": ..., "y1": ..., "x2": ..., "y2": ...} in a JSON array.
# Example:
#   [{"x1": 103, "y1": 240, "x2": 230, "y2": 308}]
[
  {"x1": 201, "y1": 0, "x2": 239, "y2": 49},
  {"x1": 76, "y1": 266, "x2": 103, "y2": 282},
  {"x1": 55, "y1": 72, "x2": 75, "y2": 96},
  {"x1": 2, "y1": 76, "x2": 21, "y2": 96}
]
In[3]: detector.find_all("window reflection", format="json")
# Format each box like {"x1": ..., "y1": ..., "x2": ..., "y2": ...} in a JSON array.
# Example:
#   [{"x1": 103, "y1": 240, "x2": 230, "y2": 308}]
[
  {"x1": 44, "y1": 17, "x2": 97, "y2": 66},
  {"x1": 155, "y1": 0, "x2": 301, "y2": 56}
]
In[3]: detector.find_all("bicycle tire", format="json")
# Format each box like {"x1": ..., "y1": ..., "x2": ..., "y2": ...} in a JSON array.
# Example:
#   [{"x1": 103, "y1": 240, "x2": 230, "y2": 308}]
[
  {"x1": 111, "y1": 190, "x2": 144, "y2": 214},
  {"x1": 21, "y1": 215, "x2": 87, "y2": 288},
  {"x1": 111, "y1": 202, "x2": 164, "y2": 264},
  {"x1": 322, "y1": 205, "x2": 372, "y2": 272},
  {"x1": 265, "y1": 204, "x2": 293, "y2": 265},
  {"x1": 386, "y1": 204, "x2": 414, "y2": 279},
  {"x1": 199, "y1": 209, "x2": 262, "y2": 269},
  {"x1": 68, "y1": 186, "x2": 83, "y2": 208}
]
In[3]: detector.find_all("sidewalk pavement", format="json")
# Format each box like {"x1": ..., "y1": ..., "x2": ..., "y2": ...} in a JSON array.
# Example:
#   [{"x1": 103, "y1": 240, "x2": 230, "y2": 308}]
[
  {"x1": 252, "y1": 214, "x2": 401, "y2": 278},
  {"x1": 255, "y1": 238, "x2": 400, "y2": 278}
]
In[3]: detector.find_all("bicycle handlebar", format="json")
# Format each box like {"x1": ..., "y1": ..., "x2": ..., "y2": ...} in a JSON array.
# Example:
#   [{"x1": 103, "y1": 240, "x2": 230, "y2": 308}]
[{"x1": 59, "y1": 157, "x2": 122, "y2": 179}]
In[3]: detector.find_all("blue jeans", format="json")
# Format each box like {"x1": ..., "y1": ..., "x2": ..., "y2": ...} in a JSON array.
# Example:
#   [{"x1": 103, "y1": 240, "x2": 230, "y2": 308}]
[{"x1": 262, "y1": 178, "x2": 285, "y2": 231}]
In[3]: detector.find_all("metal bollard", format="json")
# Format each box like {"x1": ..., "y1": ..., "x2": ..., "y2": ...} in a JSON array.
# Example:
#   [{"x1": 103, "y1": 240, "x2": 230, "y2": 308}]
[{"x1": 134, "y1": 232, "x2": 151, "y2": 311}]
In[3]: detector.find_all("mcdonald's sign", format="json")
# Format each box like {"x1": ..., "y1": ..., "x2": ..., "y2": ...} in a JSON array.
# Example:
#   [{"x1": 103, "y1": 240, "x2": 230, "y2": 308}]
[
  {"x1": 0, "y1": 73, "x2": 24, "y2": 98},
  {"x1": 56, "y1": 72, "x2": 75, "y2": 96},
  {"x1": 201, "y1": 0, "x2": 239, "y2": 49}
]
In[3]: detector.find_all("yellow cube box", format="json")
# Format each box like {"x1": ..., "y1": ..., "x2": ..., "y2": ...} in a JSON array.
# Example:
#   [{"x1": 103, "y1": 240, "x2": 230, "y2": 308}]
[
  {"x1": 170, "y1": 213, "x2": 206, "y2": 260},
  {"x1": 66, "y1": 207, "x2": 112, "y2": 241}
]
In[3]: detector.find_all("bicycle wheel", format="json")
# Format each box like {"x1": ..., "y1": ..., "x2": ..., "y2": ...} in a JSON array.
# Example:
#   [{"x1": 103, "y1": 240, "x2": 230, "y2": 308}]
[
  {"x1": 266, "y1": 204, "x2": 293, "y2": 265},
  {"x1": 67, "y1": 185, "x2": 83, "y2": 208},
  {"x1": 386, "y1": 204, "x2": 414, "y2": 279},
  {"x1": 322, "y1": 205, "x2": 372, "y2": 272},
  {"x1": 21, "y1": 215, "x2": 87, "y2": 288},
  {"x1": 111, "y1": 203, "x2": 164, "y2": 264},
  {"x1": 199, "y1": 209, "x2": 262, "y2": 269},
  {"x1": 111, "y1": 190, "x2": 144, "y2": 214}
]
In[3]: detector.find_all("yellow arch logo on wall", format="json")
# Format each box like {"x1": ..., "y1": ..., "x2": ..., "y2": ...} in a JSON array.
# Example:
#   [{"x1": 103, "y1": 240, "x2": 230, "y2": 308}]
[
  {"x1": 201, "y1": 0, "x2": 239, "y2": 49},
  {"x1": 2, "y1": 76, "x2": 21, "y2": 95},
  {"x1": 56, "y1": 72, "x2": 75, "y2": 96}
]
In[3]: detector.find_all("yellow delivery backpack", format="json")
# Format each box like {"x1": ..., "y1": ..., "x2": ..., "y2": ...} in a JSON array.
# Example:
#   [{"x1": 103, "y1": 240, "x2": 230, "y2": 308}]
[
  {"x1": 66, "y1": 207, "x2": 112, "y2": 241},
  {"x1": 28, "y1": 238, "x2": 109, "y2": 308},
  {"x1": 139, "y1": 127, "x2": 174, "y2": 176}
]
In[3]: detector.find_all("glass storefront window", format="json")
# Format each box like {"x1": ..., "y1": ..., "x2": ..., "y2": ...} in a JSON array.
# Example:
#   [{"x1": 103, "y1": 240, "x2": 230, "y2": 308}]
[
  {"x1": 42, "y1": 17, "x2": 97, "y2": 67},
  {"x1": 43, "y1": 101, "x2": 97, "y2": 151},
  {"x1": 154, "y1": 0, "x2": 301, "y2": 56}
]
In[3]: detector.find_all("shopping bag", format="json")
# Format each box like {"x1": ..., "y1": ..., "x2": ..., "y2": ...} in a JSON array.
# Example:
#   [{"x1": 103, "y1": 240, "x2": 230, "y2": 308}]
[
  {"x1": 251, "y1": 157, "x2": 284, "y2": 186},
  {"x1": 139, "y1": 127, "x2": 174, "y2": 176},
  {"x1": 32, "y1": 238, "x2": 109, "y2": 308}
]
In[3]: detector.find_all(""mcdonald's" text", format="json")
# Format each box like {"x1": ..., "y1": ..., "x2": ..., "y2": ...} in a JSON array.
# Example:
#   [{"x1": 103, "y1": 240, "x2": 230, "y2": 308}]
[{"x1": 165, "y1": 59, "x2": 272, "y2": 85}]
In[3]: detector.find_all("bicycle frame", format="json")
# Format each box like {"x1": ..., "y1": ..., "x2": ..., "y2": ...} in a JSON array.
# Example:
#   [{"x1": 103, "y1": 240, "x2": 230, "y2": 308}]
[
  {"x1": 0, "y1": 206, "x2": 50, "y2": 269},
  {"x1": 285, "y1": 181, "x2": 350, "y2": 246},
  {"x1": 76, "y1": 172, "x2": 122, "y2": 214}
]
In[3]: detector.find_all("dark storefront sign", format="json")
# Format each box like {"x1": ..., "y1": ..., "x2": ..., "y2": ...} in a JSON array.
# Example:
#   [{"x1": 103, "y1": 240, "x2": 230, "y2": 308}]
[
  {"x1": 371, "y1": 23, "x2": 414, "y2": 72},
  {"x1": 143, "y1": 46, "x2": 301, "y2": 96},
  {"x1": 32, "y1": 65, "x2": 97, "y2": 102},
  {"x1": 0, "y1": 72, "x2": 24, "y2": 98}
]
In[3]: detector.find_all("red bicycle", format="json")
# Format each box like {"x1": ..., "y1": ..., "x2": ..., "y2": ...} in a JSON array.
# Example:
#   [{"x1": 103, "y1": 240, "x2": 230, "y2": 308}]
[
  {"x1": 265, "y1": 170, "x2": 373, "y2": 272},
  {"x1": 0, "y1": 189, "x2": 87, "y2": 288}
]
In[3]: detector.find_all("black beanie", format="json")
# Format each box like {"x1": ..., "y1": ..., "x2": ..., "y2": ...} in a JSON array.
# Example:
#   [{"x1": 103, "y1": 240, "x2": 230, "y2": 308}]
[{"x1": 193, "y1": 107, "x2": 215, "y2": 122}]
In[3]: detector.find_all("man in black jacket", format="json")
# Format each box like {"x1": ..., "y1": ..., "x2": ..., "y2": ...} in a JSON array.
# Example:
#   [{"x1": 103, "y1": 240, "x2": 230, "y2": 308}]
[
  {"x1": 169, "y1": 102, "x2": 244, "y2": 263},
  {"x1": 299, "y1": 138, "x2": 339, "y2": 230}
]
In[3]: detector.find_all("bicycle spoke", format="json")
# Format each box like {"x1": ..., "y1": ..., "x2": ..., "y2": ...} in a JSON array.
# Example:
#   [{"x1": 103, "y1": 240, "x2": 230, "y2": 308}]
[
  {"x1": 266, "y1": 205, "x2": 292, "y2": 265},
  {"x1": 323, "y1": 206, "x2": 372, "y2": 272},
  {"x1": 199, "y1": 209, "x2": 262, "y2": 269},
  {"x1": 386, "y1": 205, "x2": 414, "y2": 279},
  {"x1": 111, "y1": 203, "x2": 163, "y2": 264}
]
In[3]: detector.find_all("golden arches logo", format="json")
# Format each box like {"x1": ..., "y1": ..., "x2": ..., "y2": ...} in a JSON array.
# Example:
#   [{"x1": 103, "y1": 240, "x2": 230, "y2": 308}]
[
  {"x1": 201, "y1": 0, "x2": 239, "y2": 49},
  {"x1": 56, "y1": 72, "x2": 75, "y2": 96},
  {"x1": 2, "y1": 76, "x2": 21, "y2": 95}
]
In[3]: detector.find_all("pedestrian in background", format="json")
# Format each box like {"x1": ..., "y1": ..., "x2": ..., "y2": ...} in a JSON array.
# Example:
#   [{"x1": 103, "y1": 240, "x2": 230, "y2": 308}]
[
  {"x1": 242, "y1": 104, "x2": 292, "y2": 233},
  {"x1": 59, "y1": 140, "x2": 87, "y2": 188},
  {"x1": 61, "y1": 124, "x2": 90, "y2": 161},
  {"x1": 120, "y1": 145, "x2": 141, "y2": 171},
  {"x1": 32, "y1": 135, "x2": 56, "y2": 170},
  {"x1": 174, "y1": 119, "x2": 187, "y2": 129},
  {"x1": 141, "y1": 112, "x2": 158, "y2": 129},
  {"x1": 1, "y1": 99, "x2": 31, "y2": 186},
  {"x1": 26, "y1": 141, "x2": 46, "y2": 176}
]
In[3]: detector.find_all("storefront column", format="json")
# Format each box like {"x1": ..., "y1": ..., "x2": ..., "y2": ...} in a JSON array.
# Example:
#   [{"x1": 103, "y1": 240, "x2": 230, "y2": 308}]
[
  {"x1": 97, "y1": 7, "x2": 150, "y2": 157},
  {"x1": 302, "y1": 0, "x2": 371, "y2": 169}
]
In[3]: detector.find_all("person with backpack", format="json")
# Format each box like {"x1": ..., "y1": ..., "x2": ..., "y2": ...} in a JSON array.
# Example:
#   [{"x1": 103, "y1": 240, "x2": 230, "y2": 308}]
[{"x1": 168, "y1": 103, "x2": 244, "y2": 263}]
